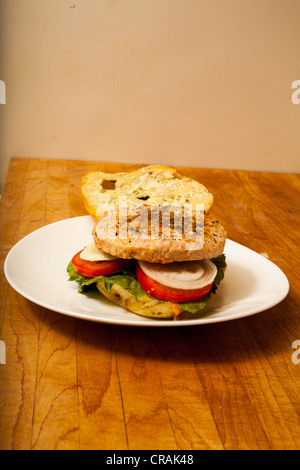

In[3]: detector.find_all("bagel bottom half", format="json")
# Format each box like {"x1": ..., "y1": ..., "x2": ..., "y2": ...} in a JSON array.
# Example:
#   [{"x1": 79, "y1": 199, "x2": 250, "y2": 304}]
[{"x1": 96, "y1": 280, "x2": 184, "y2": 320}]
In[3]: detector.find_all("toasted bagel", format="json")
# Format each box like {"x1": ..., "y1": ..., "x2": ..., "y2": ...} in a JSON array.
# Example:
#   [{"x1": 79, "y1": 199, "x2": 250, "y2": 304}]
[
  {"x1": 96, "y1": 280, "x2": 184, "y2": 320},
  {"x1": 81, "y1": 165, "x2": 214, "y2": 219}
]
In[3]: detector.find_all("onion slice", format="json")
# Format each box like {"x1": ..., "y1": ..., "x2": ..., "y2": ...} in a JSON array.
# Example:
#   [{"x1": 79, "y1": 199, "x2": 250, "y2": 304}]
[{"x1": 138, "y1": 260, "x2": 217, "y2": 290}]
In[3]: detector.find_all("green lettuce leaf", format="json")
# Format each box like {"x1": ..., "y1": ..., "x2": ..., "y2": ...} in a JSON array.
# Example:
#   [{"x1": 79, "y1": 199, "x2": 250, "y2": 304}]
[{"x1": 67, "y1": 261, "x2": 147, "y2": 297}]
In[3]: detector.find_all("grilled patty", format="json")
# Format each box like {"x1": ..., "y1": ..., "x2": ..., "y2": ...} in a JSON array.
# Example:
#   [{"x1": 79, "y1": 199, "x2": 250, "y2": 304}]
[{"x1": 92, "y1": 204, "x2": 226, "y2": 263}]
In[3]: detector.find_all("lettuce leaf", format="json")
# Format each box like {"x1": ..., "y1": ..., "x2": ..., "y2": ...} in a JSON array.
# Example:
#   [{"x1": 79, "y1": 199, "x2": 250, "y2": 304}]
[
  {"x1": 67, "y1": 254, "x2": 226, "y2": 314},
  {"x1": 67, "y1": 261, "x2": 148, "y2": 297}
]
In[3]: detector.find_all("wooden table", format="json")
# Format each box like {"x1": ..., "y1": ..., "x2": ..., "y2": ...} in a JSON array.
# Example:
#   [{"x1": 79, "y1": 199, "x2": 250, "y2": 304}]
[{"x1": 1, "y1": 157, "x2": 300, "y2": 451}]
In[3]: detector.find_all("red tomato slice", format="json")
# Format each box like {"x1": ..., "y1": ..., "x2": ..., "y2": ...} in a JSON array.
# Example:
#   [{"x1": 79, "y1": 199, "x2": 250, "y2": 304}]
[
  {"x1": 136, "y1": 263, "x2": 213, "y2": 303},
  {"x1": 71, "y1": 250, "x2": 134, "y2": 277}
]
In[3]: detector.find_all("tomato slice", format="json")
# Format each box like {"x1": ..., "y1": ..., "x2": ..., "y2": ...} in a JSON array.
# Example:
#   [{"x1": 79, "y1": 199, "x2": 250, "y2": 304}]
[
  {"x1": 71, "y1": 250, "x2": 134, "y2": 277},
  {"x1": 136, "y1": 263, "x2": 213, "y2": 303}
]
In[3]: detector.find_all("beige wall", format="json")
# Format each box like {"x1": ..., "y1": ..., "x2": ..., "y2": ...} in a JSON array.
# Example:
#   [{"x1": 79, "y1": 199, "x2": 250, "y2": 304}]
[{"x1": 0, "y1": 0, "x2": 300, "y2": 191}]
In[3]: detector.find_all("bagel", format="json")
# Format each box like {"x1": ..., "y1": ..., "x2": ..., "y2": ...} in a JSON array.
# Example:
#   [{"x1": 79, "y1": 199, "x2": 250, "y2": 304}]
[{"x1": 81, "y1": 165, "x2": 214, "y2": 219}]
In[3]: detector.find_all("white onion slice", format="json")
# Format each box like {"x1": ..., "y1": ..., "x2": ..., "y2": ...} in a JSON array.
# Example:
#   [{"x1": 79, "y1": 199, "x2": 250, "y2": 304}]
[{"x1": 138, "y1": 260, "x2": 217, "y2": 290}]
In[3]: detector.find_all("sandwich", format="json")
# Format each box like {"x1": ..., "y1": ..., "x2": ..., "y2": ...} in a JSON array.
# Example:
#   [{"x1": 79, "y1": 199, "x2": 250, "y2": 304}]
[{"x1": 67, "y1": 165, "x2": 227, "y2": 320}]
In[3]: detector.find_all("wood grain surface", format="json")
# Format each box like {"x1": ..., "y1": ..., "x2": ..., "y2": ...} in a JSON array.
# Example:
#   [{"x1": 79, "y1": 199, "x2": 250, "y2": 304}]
[{"x1": 0, "y1": 157, "x2": 300, "y2": 450}]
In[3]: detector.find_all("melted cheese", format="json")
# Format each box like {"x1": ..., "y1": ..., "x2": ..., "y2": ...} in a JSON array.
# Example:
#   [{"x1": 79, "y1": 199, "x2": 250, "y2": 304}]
[{"x1": 80, "y1": 243, "x2": 117, "y2": 261}]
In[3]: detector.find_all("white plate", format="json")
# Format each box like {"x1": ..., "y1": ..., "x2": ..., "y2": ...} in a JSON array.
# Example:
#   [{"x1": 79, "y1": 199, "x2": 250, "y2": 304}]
[{"x1": 4, "y1": 216, "x2": 289, "y2": 327}]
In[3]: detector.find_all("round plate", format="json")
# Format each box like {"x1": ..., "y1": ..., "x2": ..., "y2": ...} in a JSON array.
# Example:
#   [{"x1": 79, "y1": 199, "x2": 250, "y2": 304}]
[{"x1": 4, "y1": 216, "x2": 289, "y2": 326}]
